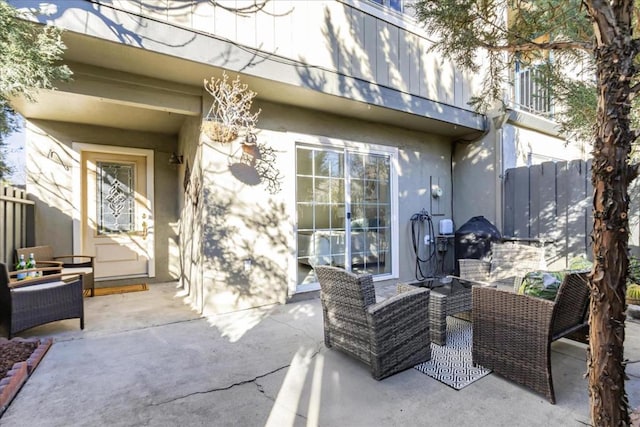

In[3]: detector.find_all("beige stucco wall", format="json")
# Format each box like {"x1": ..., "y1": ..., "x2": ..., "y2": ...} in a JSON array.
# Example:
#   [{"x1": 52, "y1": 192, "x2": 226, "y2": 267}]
[
  {"x1": 24, "y1": 119, "x2": 180, "y2": 284},
  {"x1": 452, "y1": 126, "x2": 500, "y2": 233},
  {"x1": 176, "y1": 116, "x2": 205, "y2": 313},
  {"x1": 503, "y1": 124, "x2": 588, "y2": 170},
  {"x1": 176, "y1": 98, "x2": 455, "y2": 315}
]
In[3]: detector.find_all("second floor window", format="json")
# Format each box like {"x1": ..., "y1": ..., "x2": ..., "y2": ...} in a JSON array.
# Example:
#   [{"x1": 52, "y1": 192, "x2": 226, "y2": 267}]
[
  {"x1": 514, "y1": 62, "x2": 552, "y2": 117},
  {"x1": 369, "y1": 0, "x2": 405, "y2": 13}
]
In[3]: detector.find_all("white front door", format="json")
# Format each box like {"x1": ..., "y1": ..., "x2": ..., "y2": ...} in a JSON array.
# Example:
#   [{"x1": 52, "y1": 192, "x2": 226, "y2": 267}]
[{"x1": 81, "y1": 149, "x2": 154, "y2": 280}]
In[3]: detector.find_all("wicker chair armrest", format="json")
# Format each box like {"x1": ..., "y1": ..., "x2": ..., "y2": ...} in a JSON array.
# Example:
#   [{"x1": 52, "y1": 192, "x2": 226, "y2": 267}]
[
  {"x1": 9, "y1": 272, "x2": 68, "y2": 289},
  {"x1": 367, "y1": 287, "x2": 430, "y2": 329},
  {"x1": 9, "y1": 266, "x2": 63, "y2": 280}
]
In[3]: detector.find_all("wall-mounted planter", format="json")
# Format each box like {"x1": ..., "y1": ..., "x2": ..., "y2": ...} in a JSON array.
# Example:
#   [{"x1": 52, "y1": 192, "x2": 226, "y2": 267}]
[{"x1": 201, "y1": 120, "x2": 238, "y2": 143}]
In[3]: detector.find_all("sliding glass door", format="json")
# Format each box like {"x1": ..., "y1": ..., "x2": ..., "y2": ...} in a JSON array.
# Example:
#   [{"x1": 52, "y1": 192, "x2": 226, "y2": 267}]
[{"x1": 296, "y1": 145, "x2": 393, "y2": 287}]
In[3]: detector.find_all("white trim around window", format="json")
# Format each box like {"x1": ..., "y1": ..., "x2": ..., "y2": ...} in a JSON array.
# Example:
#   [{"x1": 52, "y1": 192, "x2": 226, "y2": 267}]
[{"x1": 287, "y1": 132, "x2": 400, "y2": 295}]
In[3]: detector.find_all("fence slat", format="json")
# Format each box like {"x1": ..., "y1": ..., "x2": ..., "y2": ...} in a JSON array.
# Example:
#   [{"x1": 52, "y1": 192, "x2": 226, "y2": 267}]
[
  {"x1": 504, "y1": 169, "x2": 515, "y2": 237},
  {"x1": 511, "y1": 167, "x2": 530, "y2": 238},
  {"x1": 537, "y1": 161, "x2": 558, "y2": 244},
  {"x1": 529, "y1": 164, "x2": 542, "y2": 239},
  {"x1": 567, "y1": 160, "x2": 588, "y2": 262},
  {"x1": 0, "y1": 185, "x2": 34, "y2": 266},
  {"x1": 556, "y1": 162, "x2": 570, "y2": 268}
]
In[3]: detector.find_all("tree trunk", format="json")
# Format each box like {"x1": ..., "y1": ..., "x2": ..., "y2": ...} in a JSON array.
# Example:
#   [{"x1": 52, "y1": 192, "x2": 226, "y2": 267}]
[{"x1": 586, "y1": 3, "x2": 633, "y2": 424}]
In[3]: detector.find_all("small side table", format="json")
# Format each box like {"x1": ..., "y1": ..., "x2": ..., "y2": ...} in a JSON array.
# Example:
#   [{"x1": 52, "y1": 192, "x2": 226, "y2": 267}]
[
  {"x1": 429, "y1": 279, "x2": 472, "y2": 345},
  {"x1": 400, "y1": 278, "x2": 472, "y2": 346}
]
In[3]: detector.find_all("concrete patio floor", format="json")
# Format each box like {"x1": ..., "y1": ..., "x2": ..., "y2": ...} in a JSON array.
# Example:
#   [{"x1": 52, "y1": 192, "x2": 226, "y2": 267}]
[{"x1": 2, "y1": 281, "x2": 640, "y2": 427}]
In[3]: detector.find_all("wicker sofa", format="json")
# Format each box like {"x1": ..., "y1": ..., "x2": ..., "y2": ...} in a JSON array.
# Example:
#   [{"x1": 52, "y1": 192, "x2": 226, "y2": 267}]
[
  {"x1": 314, "y1": 265, "x2": 431, "y2": 380},
  {"x1": 0, "y1": 263, "x2": 84, "y2": 338},
  {"x1": 471, "y1": 271, "x2": 590, "y2": 403}
]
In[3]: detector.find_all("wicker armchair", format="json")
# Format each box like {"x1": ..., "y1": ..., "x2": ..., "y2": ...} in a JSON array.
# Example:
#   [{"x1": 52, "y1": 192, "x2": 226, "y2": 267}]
[
  {"x1": 472, "y1": 271, "x2": 590, "y2": 403},
  {"x1": 16, "y1": 245, "x2": 95, "y2": 297},
  {"x1": 0, "y1": 263, "x2": 84, "y2": 338},
  {"x1": 314, "y1": 265, "x2": 431, "y2": 380}
]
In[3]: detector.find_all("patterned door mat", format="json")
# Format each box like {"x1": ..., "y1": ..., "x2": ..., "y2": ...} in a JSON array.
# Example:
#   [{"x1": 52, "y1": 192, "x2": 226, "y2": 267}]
[{"x1": 414, "y1": 317, "x2": 492, "y2": 390}]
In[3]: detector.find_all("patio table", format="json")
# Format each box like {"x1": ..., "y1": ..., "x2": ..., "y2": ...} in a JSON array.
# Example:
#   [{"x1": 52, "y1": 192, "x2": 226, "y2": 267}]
[{"x1": 401, "y1": 277, "x2": 472, "y2": 346}]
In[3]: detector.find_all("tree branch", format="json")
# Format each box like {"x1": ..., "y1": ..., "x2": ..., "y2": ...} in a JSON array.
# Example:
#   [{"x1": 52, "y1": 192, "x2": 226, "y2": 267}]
[{"x1": 484, "y1": 40, "x2": 593, "y2": 52}]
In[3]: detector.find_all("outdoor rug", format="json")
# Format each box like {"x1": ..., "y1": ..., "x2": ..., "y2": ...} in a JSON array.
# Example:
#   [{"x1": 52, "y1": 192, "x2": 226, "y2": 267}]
[
  {"x1": 414, "y1": 317, "x2": 492, "y2": 390},
  {"x1": 84, "y1": 284, "x2": 148, "y2": 297}
]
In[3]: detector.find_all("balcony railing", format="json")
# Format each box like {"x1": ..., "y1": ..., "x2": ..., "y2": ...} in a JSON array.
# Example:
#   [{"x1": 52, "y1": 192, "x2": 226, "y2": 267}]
[{"x1": 513, "y1": 64, "x2": 553, "y2": 118}]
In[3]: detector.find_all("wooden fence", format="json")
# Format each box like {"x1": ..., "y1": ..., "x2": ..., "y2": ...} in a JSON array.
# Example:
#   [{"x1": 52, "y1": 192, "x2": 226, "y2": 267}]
[
  {"x1": 503, "y1": 159, "x2": 640, "y2": 269},
  {"x1": 0, "y1": 185, "x2": 34, "y2": 267}
]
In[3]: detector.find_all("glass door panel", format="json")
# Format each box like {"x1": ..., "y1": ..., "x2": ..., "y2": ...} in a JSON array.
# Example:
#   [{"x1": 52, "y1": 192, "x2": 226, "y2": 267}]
[
  {"x1": 296, "y1": 145, "x2": 393, "y2": 287},
  {"x1": 296, "y1": 147, "x2": 345, "y2": 286},
  {"x1": 348, "y1": 153, "x2": 391, "y2": 276}
]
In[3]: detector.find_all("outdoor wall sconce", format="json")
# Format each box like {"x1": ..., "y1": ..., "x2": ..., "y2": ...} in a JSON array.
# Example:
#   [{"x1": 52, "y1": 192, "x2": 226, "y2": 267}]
[{"x1": 169, "y1": 152, "x2": 183, "y2": 165}]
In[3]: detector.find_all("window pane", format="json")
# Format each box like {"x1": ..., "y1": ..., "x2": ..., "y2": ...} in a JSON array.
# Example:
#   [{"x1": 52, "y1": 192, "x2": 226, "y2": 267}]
[
  {"x1": 315, "y1": 204, "x2": 331, "y2": 229},
  {"x1": 379, "y1": 182, "x2": 390, "y2": 203},
  {"x1": 297, "y1": 204, "x2": 313, "y2": 230},
  {"x1": 389, "y1": 0, "x2": 402, "y2": 11},
  {"x1": 351, "y1": 179, "x2": 364, "y2": 204},
  {"x1": 315, "y1": 151, "x2": 342, "y2": 177},
  {"x1": 330, "y1": 178, "x2": 345, "y2": 203},
  {"x1": 330, "y1": 204, "x2": 345, "y2": 229},
  {"x1": 349, "y1": 153, "x2": 365, "y2": 178},
  {"x1": 315, "y1": 178, "x2": 331, "y2": 203},
  {"x1": 364, "y1": 180, "x2": 378, "y2": 201},
  {"x1": 297, "y1": 177, "x2": 313, "y2": 203},
  {"x1": 296, "y1": 147, "x2": 313, "y2": 175}
]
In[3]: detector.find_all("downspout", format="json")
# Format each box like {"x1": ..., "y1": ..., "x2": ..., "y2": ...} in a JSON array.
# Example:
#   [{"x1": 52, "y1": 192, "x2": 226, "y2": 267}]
[
  {"x1": 493, "y1": 112, "x2": 511, "y2": 233},
  {"x1": 496, "y1": 124, "x2": 504, "y2": 233}
]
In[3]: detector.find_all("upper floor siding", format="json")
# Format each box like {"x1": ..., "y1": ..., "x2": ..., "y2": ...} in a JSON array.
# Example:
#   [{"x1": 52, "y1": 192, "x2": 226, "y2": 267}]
[{"x1": 100, "y1": 0, "x2": 479, "y2": 113}]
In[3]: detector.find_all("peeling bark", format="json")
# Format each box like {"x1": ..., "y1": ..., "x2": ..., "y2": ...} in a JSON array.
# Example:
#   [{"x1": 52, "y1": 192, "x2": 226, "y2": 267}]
[{"x1": 583, "y1": 1, "x2": 634, "y2": 425}]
